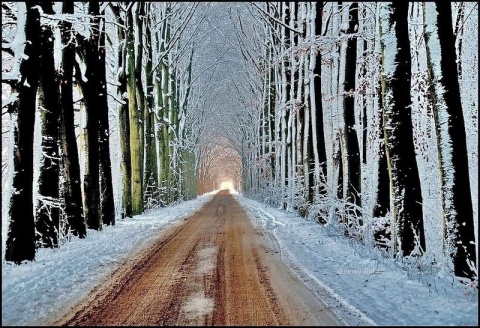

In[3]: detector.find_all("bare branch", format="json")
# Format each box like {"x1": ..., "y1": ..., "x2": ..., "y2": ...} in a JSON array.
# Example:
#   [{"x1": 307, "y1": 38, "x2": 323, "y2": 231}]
[{"x1": 250, "y1": 2, "x2": 302, "y2": 34}]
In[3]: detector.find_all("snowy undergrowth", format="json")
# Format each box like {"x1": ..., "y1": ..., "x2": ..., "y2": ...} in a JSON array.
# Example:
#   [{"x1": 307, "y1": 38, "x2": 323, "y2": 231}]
[{"x1": 236, "y1": 193, "x2": 478, "y2": 326}]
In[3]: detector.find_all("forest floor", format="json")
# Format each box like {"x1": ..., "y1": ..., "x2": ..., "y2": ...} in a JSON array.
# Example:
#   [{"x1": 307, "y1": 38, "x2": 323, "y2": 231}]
[{"x1": 52, "y1": 190, "x2": 343, "y2": 326}]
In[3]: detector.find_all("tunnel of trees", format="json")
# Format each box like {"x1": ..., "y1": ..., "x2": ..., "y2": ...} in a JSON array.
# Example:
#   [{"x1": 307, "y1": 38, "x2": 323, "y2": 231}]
[{"x1": 1, "y1": 2, "x2": 478, "y2": 281}]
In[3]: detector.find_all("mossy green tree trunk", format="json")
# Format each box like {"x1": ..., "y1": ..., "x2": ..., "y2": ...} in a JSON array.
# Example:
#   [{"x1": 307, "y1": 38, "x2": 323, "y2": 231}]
[
  {"x1": 112, "y1": 3, "x2": 132, "y2": 219},
  {"x1": 161, "y1": 16, "x2": 172, "y2": 203},
  {"x1": 143, "y1": 3, "x2": 159, "y2": 208},
  {"x1": 75, "y1": 1, "x2": 103, "y2": 230},
  {"x1": 127, "y1": 3, "x2": 144, "y2": 215}
]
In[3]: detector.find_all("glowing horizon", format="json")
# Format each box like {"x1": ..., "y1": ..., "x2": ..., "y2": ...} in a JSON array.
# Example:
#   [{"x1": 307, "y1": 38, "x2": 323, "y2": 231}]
[{"x1": 220, "y1": 181, "x2": 234, "y2": 190}]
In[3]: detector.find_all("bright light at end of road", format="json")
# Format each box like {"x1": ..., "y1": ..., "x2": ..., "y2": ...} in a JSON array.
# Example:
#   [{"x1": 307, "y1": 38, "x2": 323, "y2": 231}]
[{"x1": 220, "y1": 181, "x2": 233, "y2": 190}]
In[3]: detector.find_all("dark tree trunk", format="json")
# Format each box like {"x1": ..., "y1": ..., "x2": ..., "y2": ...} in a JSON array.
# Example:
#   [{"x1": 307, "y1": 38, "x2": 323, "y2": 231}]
[
  {"x1": 453, "y1": 3, "x2": 464, "y2": 80},
  {"x1": 59, "y1": 1, "x2": 86, "y2": 238},
  {"x1": 97, "y1": 5, "x2": 116, "y2": 226},
  {"x1": 343, "y1": 2, "x2": 361, "y2": 222},
  {"x1": 362, "y1": 6, "x2": 368, "y2": 165},
  {"x1": 76, "y1": 1, "x2": 102, "y2": 230},
  {"x1": 424, "y1": 1, "x2": 476, "y2": 279},
  {"x1": 307, "y1": 122, "x2": 315, "y2": 204},
  {"x1": 336, "y1": 133, "x2": 344, "y2": 201},
  {"x1": 373, "y1": 79, "x2": 391, "y2": 248},
  {"x1": 35, "y1": 1, "x2": 61, "y2": 248},
  {"x1": 314, "y1": 1, "x2": 327, "y2": 195},
  {"x1": 266, "y1": 3, "x2": 277, "y2": 193},
  {"x1": 119, "y1": 90, "x2": 133, "y2": 218},
  {"x1": 268, "y1": 64, "x2": 276, "y2": 183},
  {"x1": 5, "y1": 1, "x2": 41, "y2": 264},
  {"x1": 379, "y1": 2, "x2": 425, "y2": 256}
]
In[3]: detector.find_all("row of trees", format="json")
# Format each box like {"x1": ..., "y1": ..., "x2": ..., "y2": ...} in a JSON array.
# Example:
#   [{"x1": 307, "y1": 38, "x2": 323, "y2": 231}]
[
  {"x1": 236, "y1": 2, "x2": 477, "y2": 280},
  {"x1": 196, "y1": 135, "x2": 242, "y2": 194},
  {"x1": 110, "y1": 2, "x2": 198, "y2": 217},
  {"x1": 2, "y1": 2, "x2": 198, "y2": 264},
  {"x1": 2, "y1": 2, "x2": 477, "y2": 283}
]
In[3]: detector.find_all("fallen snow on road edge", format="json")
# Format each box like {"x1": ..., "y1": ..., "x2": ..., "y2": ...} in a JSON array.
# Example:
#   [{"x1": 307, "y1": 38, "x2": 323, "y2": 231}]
[{"x1": 235, "y1": 193, "x2": 478, "y2": 326}]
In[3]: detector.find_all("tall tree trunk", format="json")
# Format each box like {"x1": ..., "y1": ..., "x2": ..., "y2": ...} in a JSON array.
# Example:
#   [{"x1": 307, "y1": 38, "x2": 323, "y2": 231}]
[
  {"x1": 343, "y1": 2, "x2": 362, "y2": 226},
  {"x1": 336, "y1": 132, "x2": 344, "y2": 201},
  {"x1": 168, "y1": 64, "x2": 179, "y2": 202},
  {"x1": 160, "y1": 55, "x2": 170, "y2": 203},
  {"x1": 5, "y1": 1, "x2": 41, "y2": 263},
  {"x1": 155, "y1": 22, "x2": 167, "y2": 205},
  {"x1": 287, "y1": 2, "x2": 296, "y2": 211},
  {"x1": 97, "y1": 5, "x2": 115, "y2": 226},
  {"x1": 180, "y1": 47, "x2": 195, "y2": 200},
  {"x1": 302, "y1": 3, "x2": 313, "y2": 205},
  {"x1": 127, "y1": 3, "x2": 144, "y2": 214},
  {"x1": 336, "y1": 1, "x2": 347, "y2": 204},
  {"x1": 135, "y1": 3, "x2": 146, "y2": 209},
  {"x1": 294, "y1": 3, "x2": 306, "y2": 212},
  {"x1": 35, "y1": 1, "x2": 61, "y2": 248},
  {"x1": 77, "y1": 1, "x2": 102, "y2": 230},
  {"x1": 379, "y1": 2, "x2": 425, "y2": 256},
  {"x1": 143, "y1": 3, "x2": 159, "y2": 209},
  {"x1": 303, "y1": 101, "x2": 313, "y2": 204},
  {"x1": 373, "y1": 79, "x2": 391, "y2": 248},
  {"x1": 113, "y1": 3, "x2": 133, "y2": 219},
  {"x1": 453, "y1": 3, "x2": 464, "y2": 80},
  {"x1": 361, "y1": 6, "x2": 368, "y2": 165},
  {"x1": 280, "y1": 2, "x2": 288, "y2": 209},
  {"x1": 59, "y1": 1, "x2": 86, "y2": 238},
  {"x1": 294, "y1": 33, "x2": 304, "y2": 212},
  {"x1": 422, "y1": 2, "x2": 476, "y2": 279},
  {"x1": 312, "y1": 2, "x2": 328, "y2": 197},
  {"x1": 268, "y1": 48, "x2": 276, "y2": 191},
  {"x1": 163, "y1": 13, "x2": 173, "y2": 203}
]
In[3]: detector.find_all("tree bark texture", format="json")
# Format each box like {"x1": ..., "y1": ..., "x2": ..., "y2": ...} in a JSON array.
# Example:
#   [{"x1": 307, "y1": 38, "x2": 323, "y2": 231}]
[
  {"x1": 379, "y1": 2, "x2": 426, "y2": 256},
  {"x1": 5, "y1": 1, "x2": 41, "y2": 264}
]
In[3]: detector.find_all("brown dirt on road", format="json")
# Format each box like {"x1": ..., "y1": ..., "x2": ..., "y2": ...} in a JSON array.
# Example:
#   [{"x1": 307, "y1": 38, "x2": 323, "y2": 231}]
[{"x1": 55, "y1": 190, "x2": 343, "y2": 326}]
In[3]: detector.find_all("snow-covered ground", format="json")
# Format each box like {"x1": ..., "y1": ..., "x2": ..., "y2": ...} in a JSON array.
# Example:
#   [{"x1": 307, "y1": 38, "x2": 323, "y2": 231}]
[
  {"x1": 2, "y1": 190, "x2": 478, "y2": 326},
  {"x1": 238, "y1": 193, "x2": 478, "y2": 326},
  {"x1": 2, "y1": 192, "x2": 216, "y2": 326}
]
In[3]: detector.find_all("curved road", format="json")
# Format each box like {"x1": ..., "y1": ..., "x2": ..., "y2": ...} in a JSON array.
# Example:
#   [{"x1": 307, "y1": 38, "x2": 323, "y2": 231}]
[{"x1": 56, "y1": 190, "x2": 343, "y2": 326}]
